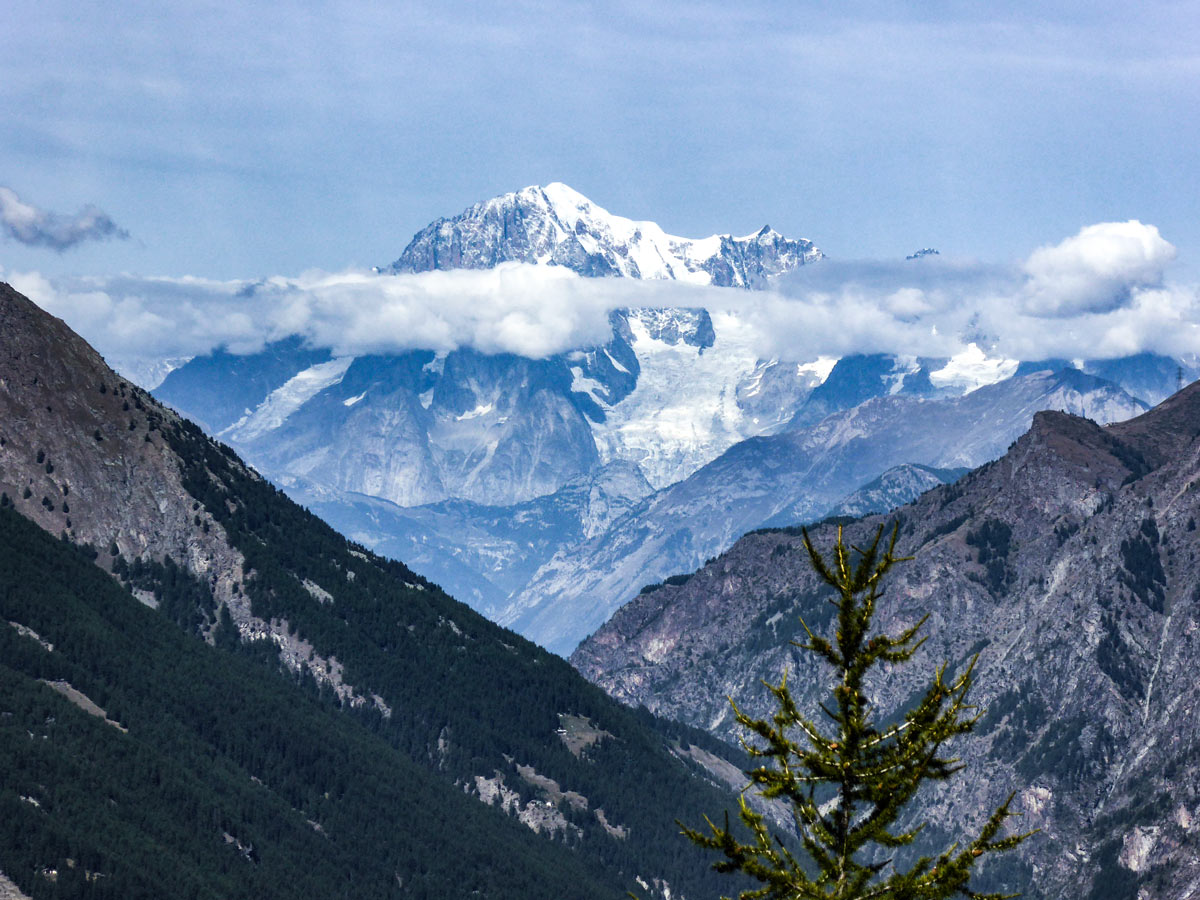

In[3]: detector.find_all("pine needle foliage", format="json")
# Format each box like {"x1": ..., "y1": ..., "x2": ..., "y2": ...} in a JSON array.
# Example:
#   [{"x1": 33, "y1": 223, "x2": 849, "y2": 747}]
[{"x1": 682, "y1": 523, "x2": 1030, "y2": 900}]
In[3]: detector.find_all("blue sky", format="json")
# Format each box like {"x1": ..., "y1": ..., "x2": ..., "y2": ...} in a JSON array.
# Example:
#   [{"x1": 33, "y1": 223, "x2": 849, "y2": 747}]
[{"x1": 3, "y1": 1, "x2": 1199, "y2": 280}]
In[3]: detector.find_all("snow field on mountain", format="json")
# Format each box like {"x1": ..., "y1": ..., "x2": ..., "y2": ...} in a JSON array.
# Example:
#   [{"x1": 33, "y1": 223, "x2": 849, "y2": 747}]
[
  {"x1": 586, "y1": 311, "x2": 816, "y2": 489},
  {"x1": 224, "y1": 356, "x2": 354, "y2": 442},
  {"x1": 929, "y1": 342, "x2": 1019, "y2": 393},
  {"x1": 537, "y1": 183, "x2": 728, "y2": 284}
]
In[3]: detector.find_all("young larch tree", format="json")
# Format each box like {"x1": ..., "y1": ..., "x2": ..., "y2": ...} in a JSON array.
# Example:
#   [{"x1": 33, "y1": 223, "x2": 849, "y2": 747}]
[{"x1": 682, "y1": 523, "x2": 1030, "y2": 899}]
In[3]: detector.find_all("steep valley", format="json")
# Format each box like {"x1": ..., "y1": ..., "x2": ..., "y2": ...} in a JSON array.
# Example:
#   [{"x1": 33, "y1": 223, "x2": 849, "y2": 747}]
[{"x1": 0, "y1": 281, "x2": 755, "y2": 900}]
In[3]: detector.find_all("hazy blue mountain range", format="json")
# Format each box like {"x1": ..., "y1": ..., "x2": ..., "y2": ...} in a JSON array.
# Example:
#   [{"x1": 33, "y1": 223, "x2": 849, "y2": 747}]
[
  {"x1": 153, "y1": 185, "x2": 1187, "y2": 655},
  {"x1": 292, "y1": 461, "x2": 653, "y2": 619}
]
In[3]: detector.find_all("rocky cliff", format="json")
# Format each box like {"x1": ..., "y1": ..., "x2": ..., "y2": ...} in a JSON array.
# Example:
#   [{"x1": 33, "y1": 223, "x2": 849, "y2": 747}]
[
  {"x1": 0, "y1": 282, "x2": 246, "y2": 603},
  {"x1": 573, "y1": 384, "x2": 1200, "y2": 899}
]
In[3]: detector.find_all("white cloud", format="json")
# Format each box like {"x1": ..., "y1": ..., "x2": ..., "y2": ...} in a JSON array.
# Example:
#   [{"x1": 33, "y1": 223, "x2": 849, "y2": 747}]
[
  {"x1": 1002, "y1": 283, "x2": 1200, "y2": 362},
  {"x1": 1021, "y1": 220, "x2": 1176, "y2": 316},
  {"x1": 5, "y1": 220, "x2": 1199, "y2": 390},
  {"x1": 267, "y1": 265, "x2": 624, "y2": 358},
  {"x1": 6, "y1": 264, "x2": 632, "y2": 381},
  {"x1": 0, "y1": 186, "x2": 130, "y2": 251}
]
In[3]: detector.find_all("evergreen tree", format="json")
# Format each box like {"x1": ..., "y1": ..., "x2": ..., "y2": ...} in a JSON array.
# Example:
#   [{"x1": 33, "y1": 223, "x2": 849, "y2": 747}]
[{"x1": 683, "y1": 524, "x2": 1030, "y2": 899}]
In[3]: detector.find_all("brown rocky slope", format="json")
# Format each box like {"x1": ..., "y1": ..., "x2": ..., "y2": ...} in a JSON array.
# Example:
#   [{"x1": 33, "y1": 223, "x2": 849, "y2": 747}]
[
  {"x1": 2, "y1": 282, "x2": 380, "y2": 706},
  {"x1": 0, "y1": 281, "x2": 245, "y2": 589},
  {"x1": 573, "y1": 385, "x2": 1200, "y2": 899}
]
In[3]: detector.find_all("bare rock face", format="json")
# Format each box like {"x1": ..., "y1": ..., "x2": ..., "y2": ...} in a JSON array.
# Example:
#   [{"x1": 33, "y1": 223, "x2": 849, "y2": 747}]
[
  {"x1": 223, "y1": 348, "x2": 602, "y2": 509},
  {"x1": 299, "y1": 459, "x2": 655, "y2": 619},
  {"x1": 0, "y1": 282, "x2": 368, "y2": 704},
  {"x1": 508, "y1": 368, "x2": 1147, "y2": 656},
  {"x1": 826, "y1": 462, "x2": 967, "y2": 518},
  {"x1": 0, "y1": 282, "x2": 246, "y2": 602},
  {"x1": 573, "y1": 386, "x2": 1200, "y2": 899},
  {"x1": 0, "y1": 870, "x2": 32, "y2": 900}
]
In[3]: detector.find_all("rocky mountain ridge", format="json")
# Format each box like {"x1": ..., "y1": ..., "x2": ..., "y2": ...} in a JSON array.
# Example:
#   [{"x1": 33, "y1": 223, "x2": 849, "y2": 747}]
[
  {"x1": 0, "y1": 282, "x2": 247, "y2": 612},
  {"x1": 158, "y1": 309, "x2": 824, "y2": 511},
  {"x1": 503, "y1": 366, "x2": 1147, "y2": 654},
  {"x1": 0, "y1": 283, "x2": 386, "y2": 710},
  {"x1": 572, "y1": 384, "x2": 1200, "y2": 899},
  {"x1": 158, "y1": 321, "x2": 1154, "y2": 654},
  {"x1": 826, "y1": 462, "x2": 970, "y2": 518},
  {"x1": 291, "y1": 460, "x2": 654, "y2": 618},
  {"x1": 151, "y1": 184, "x2": 1191, "y2": 657}
]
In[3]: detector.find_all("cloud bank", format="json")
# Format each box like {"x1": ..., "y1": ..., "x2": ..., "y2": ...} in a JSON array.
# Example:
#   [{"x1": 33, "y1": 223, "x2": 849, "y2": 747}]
[
  {"x1": 6, "y1": 220, "x2": 1197, "y2": 388},
  {"x1": 0, "y1": 186, "x2": 130, "y2": 251},
  {"x1": 1022, "y1": 220, "x2": 1177, "y2": 316}
]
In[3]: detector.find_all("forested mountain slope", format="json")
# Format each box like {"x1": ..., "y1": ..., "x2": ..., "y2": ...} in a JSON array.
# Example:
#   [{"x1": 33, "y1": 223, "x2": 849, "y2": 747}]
[
  {"x1": 0, "y1": 506, "x2": 617, "y2": 900},
  {"x1": 0, "y1": 281, "x2": 749, "y2": 899}
]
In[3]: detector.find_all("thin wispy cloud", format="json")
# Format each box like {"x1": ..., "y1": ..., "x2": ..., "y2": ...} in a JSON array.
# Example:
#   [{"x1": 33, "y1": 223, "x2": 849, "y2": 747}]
[
  {"x1": 0, "y1": 186, "x2": 130, "y2": 251},
  {"x1": 6, "y1": 220, "x2": 1198, "y2": 389}
]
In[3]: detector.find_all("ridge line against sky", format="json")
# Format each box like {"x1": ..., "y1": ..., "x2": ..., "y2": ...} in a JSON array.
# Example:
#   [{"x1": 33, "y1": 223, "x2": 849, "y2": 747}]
[{"x1": 2, "y1": 1, "x2": 1198, "y2": 280}]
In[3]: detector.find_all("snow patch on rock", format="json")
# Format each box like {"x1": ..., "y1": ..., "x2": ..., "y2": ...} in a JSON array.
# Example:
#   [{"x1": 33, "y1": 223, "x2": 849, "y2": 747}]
[
  {"x1": 590, "y1": 310, "x2": 821, "y2": 488},
  {"x1": 223, "y1": 356, "x2": 354, "y2": 442}
]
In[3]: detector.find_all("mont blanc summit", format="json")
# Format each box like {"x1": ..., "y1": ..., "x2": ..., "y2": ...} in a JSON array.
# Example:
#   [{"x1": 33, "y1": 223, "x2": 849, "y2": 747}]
[{"x1": 383, "y1": 182, "x2": 823, "y2": 287}]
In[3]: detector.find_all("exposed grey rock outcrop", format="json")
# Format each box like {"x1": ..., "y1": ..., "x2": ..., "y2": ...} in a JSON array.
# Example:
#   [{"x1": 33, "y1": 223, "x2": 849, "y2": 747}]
[
  {"x1": 573, "y1": 384, "x2": 1200, "y2": 899},
  {"x1": 0, "y1": 282, "x2": 377, "y2": 707},
  {"x1": 826, "y1": 462, "x2": 969, "y2": 518},
  {"x1": 0, "y1": 282, "x2": 246, "y2": 606}
]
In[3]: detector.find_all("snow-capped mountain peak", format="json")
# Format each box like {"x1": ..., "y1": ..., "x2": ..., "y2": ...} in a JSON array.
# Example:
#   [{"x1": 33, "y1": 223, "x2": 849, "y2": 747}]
[{"x1": 384, "y1": 183, "x2": 822, "y2": 288}]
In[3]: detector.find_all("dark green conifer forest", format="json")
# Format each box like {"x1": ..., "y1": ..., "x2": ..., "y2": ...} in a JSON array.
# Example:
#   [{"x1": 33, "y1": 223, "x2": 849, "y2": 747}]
[
  {"x1": 0, "y1": 504, "x2": 622, "y2": 899},
  {"x1": 0, "y1": 409, "x2": 752, "y2": 900}
]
